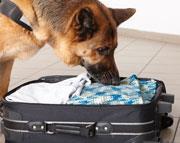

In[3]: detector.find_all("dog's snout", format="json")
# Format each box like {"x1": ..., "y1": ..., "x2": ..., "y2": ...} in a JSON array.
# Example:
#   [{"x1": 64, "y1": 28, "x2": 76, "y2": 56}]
[
  {"x1": 112, "y1": 76, "x2": 120, "y2": 85},
  {"x1": 81, "y1": 56, "x2": 120, "y2": 85},
  {"x1": 100, "y1": 70, "x2": 120, "y2": 85},
  {"x1": 85, "y1": 64, "x2": 120, "y2": 85}
]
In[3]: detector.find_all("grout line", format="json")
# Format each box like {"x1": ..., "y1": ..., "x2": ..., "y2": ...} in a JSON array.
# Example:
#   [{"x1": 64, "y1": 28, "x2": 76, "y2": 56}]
[
  {"x1": 17, "y1": 61, "x2": 59, "y2": 79},
  {"x1": 9, "y1": 61, "x2": 60, "y2": 89},
  {"x1": 172, "y1": 118, "x2": 180, "y2": 142},
  {"x1": 119, "y1": 28, "x2": 180, "y2": 45},
  {"x1": 138, "y1": 42, "x2": 167, "y2": 76},
  {"x1": 117, "y1": 38, "x2": 137, "y2": 53}
]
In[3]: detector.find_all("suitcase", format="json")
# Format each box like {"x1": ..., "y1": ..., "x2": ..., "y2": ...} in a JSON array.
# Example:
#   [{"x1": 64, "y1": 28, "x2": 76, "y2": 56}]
[{"x1": 0, "y1": 75, "x2": 174, "y2": 143}]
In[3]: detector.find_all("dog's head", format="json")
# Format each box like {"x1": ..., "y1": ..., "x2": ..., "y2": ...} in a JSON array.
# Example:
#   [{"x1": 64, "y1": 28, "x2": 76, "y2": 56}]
[{"x1": 52, "y1": 2, "x2": 136, "y2": 85}]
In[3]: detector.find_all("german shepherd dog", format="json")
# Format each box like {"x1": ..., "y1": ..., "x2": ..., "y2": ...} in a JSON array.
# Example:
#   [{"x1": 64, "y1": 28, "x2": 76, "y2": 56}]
[{"x1": 0, "y1": 0, "x2": 136, "y2": 98}]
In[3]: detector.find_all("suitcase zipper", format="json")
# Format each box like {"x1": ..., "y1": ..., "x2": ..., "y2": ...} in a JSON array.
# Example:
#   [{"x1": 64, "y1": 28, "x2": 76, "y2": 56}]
[
  {"x1": 3, "y1": 118, "x2": 156, "y2": 137},
  {"x1": 3, "y1": 117, "x2": 154, "y2": 125},
  {"x1": 3, "y1": 126, "x2": 156, "y2": 136}
]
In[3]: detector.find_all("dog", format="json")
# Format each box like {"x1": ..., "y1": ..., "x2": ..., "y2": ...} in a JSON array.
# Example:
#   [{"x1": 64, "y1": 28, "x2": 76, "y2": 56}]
[{"x1": 0, "y1": 0, "x2": 136, "y2": 98}]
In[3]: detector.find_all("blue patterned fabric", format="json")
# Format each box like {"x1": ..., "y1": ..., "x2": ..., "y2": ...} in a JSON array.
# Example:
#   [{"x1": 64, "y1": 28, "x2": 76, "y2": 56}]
[{"x1": 67, "y1": 75, "x2": 157, "y2": 105}]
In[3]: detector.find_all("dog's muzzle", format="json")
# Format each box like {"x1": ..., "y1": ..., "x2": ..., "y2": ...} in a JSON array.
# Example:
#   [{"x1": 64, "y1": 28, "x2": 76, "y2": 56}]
[
  {"x1": 81, "y1": 59, "x2": 120, "y2": 85},
  {"x1": 89, "y1": 71, "x2": 120, "y2": 85}
]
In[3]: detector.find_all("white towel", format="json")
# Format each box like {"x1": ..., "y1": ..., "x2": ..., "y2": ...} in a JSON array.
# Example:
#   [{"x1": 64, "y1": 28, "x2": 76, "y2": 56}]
[{"x1": 6, "y1": 73, "x2": 91, "y2": 104}]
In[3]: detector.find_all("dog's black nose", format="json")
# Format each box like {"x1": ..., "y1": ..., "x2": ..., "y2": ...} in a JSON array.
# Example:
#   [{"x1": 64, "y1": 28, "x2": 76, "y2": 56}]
[
  {"x1": 96, "y1": 73, "x2": 120, "y2": 86},
  {"x1": 104, "y1": 77, "x2": 120, "y2": 85},
  {"x1": 111, "y1": 77, "x2": 120, "y2": 85}
]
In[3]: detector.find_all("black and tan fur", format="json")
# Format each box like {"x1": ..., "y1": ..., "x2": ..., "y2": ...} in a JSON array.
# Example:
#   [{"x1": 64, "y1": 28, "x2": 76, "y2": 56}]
[{"x1": 0, "y1": 0, "x2": 136, "y2": 98}]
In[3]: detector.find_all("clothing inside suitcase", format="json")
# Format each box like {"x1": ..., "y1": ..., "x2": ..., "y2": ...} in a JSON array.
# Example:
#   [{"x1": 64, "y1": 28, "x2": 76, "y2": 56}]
[
  {"x1": 5, "y1": 74, "x2": 157, "y2": 105},
  {"x1": 1, "y1": 75, "x2": 174, "y2": 143}
]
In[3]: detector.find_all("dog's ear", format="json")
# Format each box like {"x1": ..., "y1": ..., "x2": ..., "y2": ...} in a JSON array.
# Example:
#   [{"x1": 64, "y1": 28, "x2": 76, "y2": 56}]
[
  {"x1": 110, "y1": 8, "x2": 136, "y2": 26},
  {"x1": 73, "y1": 7, "x2": 98, "y2": 41}
]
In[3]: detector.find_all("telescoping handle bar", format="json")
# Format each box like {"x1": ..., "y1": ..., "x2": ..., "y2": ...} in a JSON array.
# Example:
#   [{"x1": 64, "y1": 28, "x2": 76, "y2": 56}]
[{"x1": 158, "y1": 93, "x2": 174, "y2": 114}]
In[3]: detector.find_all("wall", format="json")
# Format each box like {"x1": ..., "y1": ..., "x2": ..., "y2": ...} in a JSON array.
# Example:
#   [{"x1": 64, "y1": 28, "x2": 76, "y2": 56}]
[{"x1": 100, "y1": 0, "x2": 180, "y2": 35}]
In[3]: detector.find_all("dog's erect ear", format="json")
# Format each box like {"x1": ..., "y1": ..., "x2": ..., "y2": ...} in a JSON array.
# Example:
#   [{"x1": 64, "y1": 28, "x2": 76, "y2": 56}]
[
  {"x1": 110, "y1": 8, "x2": 136, "y2": 26},
  {"x1": 73, "y1": 7, "x2": 98, "y2": 41}
]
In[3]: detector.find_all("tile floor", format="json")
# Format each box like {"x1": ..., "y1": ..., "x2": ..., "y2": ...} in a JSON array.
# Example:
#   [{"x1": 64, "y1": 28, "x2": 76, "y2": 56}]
[{"x1": 0, "y1": 35, "x2": 180, "y2": 143}]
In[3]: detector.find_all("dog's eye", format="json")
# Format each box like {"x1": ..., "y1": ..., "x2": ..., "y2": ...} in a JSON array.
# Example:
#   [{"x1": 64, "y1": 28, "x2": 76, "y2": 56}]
[{"x1": 97, "y1": 47, "x2": 110, "y2": 56}]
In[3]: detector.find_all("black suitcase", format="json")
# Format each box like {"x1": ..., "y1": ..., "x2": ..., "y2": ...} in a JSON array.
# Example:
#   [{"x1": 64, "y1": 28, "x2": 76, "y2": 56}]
[{"x1": 0, "y1": 75, "x2": 174, "y2": 143}]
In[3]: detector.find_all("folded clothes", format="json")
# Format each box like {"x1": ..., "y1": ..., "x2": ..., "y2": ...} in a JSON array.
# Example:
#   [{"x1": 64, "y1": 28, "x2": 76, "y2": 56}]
[
  {"x1": 67, "y1": 75, "x2": 157, "y2": 105},
  {"x1": 6, "y1": 74, "x2": 157, "y2": 105}
]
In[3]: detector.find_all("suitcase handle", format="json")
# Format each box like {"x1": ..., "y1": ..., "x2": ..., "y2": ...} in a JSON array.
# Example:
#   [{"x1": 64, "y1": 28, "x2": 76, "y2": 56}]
[
  {"x1": 157, "y1": 101, "x2": 172, "y2": 113},
  {"x1": 45, "y1": 123, "x2": 97, "y2": 137},
  {"x1": 157, "y1": 93, "x2": 174, "y2": 114},
  {"x1": 160, "y1": 93, "x2": 174, "y2": 103},
  {"x1": 29, "y1": 122, "x2": 112, "y2": 137}
]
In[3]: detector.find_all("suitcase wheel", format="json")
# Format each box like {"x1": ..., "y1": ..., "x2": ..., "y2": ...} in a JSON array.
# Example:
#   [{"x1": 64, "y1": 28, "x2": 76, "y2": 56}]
[{"x1": 161, "y1": 115, "x2": 173, "y2": 130}]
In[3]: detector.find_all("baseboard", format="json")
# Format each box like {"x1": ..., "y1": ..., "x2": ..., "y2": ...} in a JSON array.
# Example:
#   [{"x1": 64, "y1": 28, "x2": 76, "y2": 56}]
[{"x1": 118, "y1": 28, "x2": 180, "y2": 44}]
